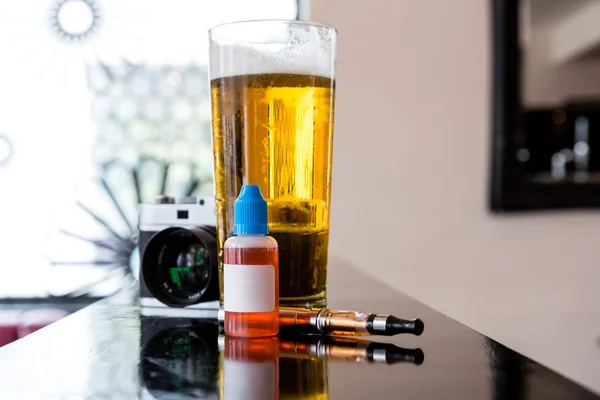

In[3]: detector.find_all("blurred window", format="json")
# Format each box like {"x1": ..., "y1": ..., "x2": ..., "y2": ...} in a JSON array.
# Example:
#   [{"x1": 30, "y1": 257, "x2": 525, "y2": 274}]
[{"x1": 0, "y1": 0, "x2": 299, "y2": 298}]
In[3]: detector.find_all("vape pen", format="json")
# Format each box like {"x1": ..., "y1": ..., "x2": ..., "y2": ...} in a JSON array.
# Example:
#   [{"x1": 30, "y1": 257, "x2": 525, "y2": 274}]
[{"x1": 218, "y1": 307, "x2": 424, "y2": 337}]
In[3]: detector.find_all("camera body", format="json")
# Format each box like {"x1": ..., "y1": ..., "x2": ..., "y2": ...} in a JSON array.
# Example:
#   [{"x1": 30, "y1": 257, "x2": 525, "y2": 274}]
[{"x1": 138, "y1": 195, "x2": 220, "y2": 317}]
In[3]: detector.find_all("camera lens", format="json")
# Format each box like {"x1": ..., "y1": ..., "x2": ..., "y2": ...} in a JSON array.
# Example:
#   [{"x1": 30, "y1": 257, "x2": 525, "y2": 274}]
[{"x1": 142, "y1": 226, "x2": 218, "y2": 307}]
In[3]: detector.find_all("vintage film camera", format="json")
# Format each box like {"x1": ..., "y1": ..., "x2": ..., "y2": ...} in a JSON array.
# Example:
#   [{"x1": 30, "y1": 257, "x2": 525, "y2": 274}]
[{"x1": 138, "y1": 195, "x2": 219, "y2": 317}]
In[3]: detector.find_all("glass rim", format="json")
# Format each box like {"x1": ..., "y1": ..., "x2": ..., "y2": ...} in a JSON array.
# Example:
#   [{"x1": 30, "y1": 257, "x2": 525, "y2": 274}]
[{"x1": 208, "y1": 19, "x2": 337, "y2": 41}]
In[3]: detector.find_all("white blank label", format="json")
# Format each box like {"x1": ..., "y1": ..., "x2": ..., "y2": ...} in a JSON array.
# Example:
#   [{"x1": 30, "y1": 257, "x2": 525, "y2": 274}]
[{"x1": 224, "y1": 264, "x2": 275, "y2": 313}]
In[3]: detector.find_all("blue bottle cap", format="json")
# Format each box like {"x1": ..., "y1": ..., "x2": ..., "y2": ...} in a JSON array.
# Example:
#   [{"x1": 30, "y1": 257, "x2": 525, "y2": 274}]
[{"x1": 233, "y1": 185, "x2": 269, "y2": 235}]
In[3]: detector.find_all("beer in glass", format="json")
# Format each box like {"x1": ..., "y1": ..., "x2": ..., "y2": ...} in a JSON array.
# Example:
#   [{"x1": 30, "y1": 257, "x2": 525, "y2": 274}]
[{"x1": 209, "y1": 20, "x2": 337, "y2": 308}]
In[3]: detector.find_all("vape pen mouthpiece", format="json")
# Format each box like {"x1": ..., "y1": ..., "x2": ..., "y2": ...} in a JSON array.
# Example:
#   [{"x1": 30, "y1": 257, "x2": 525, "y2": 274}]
[
  {"x1": 386, "y1": 316, "x2": 424, "y2": 336},
  {"x1": 367, "y1": 315, "x2": 425, "y2": 336}
]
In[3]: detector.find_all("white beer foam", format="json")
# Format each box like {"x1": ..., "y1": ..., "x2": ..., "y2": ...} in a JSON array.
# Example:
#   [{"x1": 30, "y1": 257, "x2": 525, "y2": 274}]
[{"x1": 209, "y1": 21, "x2": 336, "y2": 79}]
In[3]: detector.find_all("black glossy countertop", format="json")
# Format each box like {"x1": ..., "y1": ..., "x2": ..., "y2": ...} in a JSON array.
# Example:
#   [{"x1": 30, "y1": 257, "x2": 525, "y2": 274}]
[{"x1": 0, "y1": 261, "x2": 598, "y2": 399}]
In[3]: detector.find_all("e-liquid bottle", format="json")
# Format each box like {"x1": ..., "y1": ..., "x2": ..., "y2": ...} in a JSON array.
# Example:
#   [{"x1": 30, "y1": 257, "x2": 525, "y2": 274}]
[{"x1": 224, "y1": 185, "x2": 279, "y2": 337}]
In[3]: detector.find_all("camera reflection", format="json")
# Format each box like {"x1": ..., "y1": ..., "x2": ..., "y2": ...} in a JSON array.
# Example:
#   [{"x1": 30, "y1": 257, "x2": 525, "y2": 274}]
[
  {"x1": 138, "y1": 316, "x2": 424, "y2": 400},
  {"x1": 139, "y1": 317, "x2": 221, "y2": 400}
]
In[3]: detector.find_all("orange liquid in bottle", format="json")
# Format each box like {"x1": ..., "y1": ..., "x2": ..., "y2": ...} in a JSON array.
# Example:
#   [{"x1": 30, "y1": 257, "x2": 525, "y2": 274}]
[{"x1": 224, "y1": 244, "x2": 279, "y2": 337}]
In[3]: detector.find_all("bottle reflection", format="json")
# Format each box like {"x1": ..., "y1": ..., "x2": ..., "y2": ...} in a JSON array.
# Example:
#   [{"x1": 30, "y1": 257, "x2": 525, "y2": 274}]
[{"x1": 222, "y1": 336, "x2": 280, "y2": 400}]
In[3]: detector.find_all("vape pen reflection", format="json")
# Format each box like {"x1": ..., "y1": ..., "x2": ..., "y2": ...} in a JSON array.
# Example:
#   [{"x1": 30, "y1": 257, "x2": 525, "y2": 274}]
[
  {"x1": 277, "y1": 334, "x2": 424, "y2": 365},
  {"x1": 275, "y1": 334, "x2": 424, "y2": 400},
  {"x1": 138, "y1": 317, "x2": 424, "y2": 400}
]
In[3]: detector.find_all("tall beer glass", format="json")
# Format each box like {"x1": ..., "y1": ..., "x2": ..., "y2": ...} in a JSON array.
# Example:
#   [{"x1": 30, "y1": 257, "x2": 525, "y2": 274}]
[{"x1": 209, "y1": 20, "x2": 337, "y2": 308}]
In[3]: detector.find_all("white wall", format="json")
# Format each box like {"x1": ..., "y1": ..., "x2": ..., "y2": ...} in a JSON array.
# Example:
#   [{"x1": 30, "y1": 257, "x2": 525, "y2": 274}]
[{"x1": 312, "y1": 0, "x2": 600, "y2": 392}]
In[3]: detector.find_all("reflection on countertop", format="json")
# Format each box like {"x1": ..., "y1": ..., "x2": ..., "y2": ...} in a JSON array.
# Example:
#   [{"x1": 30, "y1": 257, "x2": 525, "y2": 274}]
[
  {"x1": 0, "y1": 263, "x2": 597, "y2": 399},
  {"x1": 139, "y1": 316, "x2": 424, "y2": 400}
]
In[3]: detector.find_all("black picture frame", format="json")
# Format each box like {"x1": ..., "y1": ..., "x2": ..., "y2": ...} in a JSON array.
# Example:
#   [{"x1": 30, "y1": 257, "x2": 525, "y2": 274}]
[{"x1": 489, "y1": 0, "x2": 600, "y2": 211}]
